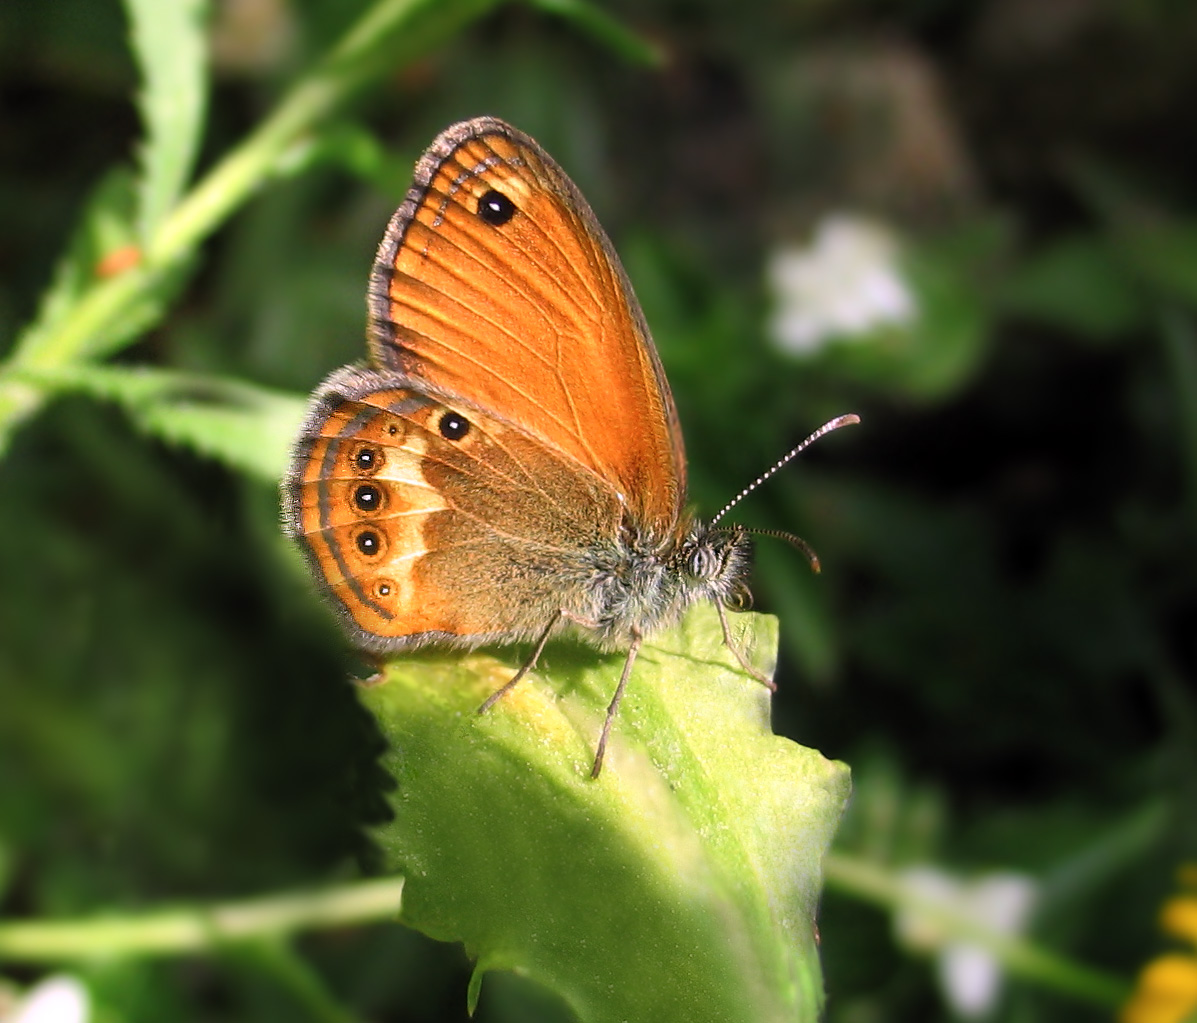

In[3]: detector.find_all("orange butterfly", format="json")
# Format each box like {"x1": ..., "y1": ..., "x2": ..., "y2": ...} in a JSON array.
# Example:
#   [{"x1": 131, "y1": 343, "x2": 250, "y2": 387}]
[{"x1": 283, "y1": 117, "x2": 856, "y2": 776}]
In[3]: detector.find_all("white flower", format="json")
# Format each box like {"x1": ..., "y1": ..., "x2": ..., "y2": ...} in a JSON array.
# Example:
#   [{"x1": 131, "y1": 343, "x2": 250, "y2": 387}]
[
  {"x1": 767, "y1": 213, "x2": 916, "y2": 354},
  {"x1": 894, "y1": 866, "x2": 1038, "y2": 1019},
  {"x1": 2, "y1": 976, "x2": 89, "y2": 1023}
]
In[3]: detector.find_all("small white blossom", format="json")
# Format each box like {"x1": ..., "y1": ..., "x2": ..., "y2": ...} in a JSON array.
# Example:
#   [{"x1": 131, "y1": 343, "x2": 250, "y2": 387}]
[
  {"x1": 767, "y1": 213, "x2": 916, "y2": 354},
  {"x1": 3, "y1": 976, "x2": 89, "y2": 1023},
  {"x1": 894, "y1": 867, "x2": 1038, "y2": 1019}
]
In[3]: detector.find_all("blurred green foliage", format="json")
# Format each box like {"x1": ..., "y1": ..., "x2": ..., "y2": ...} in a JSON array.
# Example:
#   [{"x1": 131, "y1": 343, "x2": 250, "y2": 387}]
[{"x1": 2, "y1": 0, "x2": 1197, "y2": 1020}]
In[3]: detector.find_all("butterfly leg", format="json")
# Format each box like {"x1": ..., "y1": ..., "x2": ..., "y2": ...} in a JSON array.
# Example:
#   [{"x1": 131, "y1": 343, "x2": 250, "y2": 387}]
[
  {"x1": 591, "y1": 630, "x2": 644, "y2": 779},
  {"x1": 478, "y1": 611, "x2": 563, "y2": 714},
  {"x1": 716, "y1": 602, "x2": 777, "y2": 691}
]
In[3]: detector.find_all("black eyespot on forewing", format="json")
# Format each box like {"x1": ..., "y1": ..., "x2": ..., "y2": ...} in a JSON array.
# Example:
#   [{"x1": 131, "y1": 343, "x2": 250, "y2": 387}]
[
  {"x1": 477, "y1": 189, "x2": 516, "y2": 226},
  {"x1": 439, "y1": 412, "x2": 470, "y2": 441},
  {"x1": 356, "y1": 530, "x2": 381, "y2": 556}
]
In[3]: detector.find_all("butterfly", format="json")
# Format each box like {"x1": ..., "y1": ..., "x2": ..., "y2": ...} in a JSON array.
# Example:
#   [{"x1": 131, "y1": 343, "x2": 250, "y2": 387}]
[{"x1": 283, "y1": 116, "x2": 857, "y2": 776}]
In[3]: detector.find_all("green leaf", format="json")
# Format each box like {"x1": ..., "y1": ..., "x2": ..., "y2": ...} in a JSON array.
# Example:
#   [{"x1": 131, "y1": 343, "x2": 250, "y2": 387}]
[
  {"x1": 124, "y1": 0, "x2": 210, "y2": 239},
  {"x1": 1122, "y1": 220, "x2": 1197, "y2": 307},
  {"x1": 894, "y1": 240, "x2": 990, "y2": 396},
  {"x1": 999, "y1": 235, "x2": 1145, "y2": 341},
  {"x1": 18, "y1": 364, "x2": 305, "y2": 483},
  {"x1": 363, "y1": 604, "x2": 850, "y2": 1023}
]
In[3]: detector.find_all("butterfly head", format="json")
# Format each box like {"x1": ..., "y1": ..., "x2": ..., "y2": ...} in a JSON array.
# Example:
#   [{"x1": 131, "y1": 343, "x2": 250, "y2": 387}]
[{"x1": 677, "y1": 522, "x2": 754, "y2": 610}]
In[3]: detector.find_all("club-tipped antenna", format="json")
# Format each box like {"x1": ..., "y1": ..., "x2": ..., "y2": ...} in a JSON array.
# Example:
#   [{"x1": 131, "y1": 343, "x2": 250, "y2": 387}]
[
  {"x1": 746, "y1": 527, "x2": 822, "y2": 573},
  {"x1": 709, "y1": 413, "x2": 861, "y2": 526}
]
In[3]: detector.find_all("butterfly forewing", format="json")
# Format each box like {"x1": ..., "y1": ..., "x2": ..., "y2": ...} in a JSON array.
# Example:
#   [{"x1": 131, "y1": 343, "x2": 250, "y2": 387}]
[{"x1": 367, "y1": 117, "x2": 686, "y2": 528}]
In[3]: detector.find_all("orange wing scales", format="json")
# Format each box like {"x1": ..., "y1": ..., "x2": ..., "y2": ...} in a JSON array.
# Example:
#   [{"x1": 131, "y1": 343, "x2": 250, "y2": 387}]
[
  {"x1": 285, "y1": 366, "x2": 629, "y2": 651},
  {"x1": 294, "y1": 388, "x2": 448, "y2": 637},
  {"x1": 367, "y1": 118, "x2": 685, "y2": 526}
]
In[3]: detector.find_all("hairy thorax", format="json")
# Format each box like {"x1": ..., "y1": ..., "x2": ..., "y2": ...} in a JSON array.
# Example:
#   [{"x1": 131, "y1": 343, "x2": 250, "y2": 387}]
[{"x1": 570, "y1": 515, "x2": 754, "y2": 649}]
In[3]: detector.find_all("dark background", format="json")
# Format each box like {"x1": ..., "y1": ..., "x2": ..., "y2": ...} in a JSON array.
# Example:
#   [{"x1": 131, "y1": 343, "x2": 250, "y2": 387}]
[{"x1": 2, "y1": 0, "x2": 1195, "y2": 1020}]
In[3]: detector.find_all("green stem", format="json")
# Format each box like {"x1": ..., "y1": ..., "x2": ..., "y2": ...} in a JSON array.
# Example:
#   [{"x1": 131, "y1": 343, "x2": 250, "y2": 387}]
[
  {"x1": 0, "y1": 878, "x2": 405, "y2": 962},
  {"x1": 823, "y1": 853, "x2": 1132, "y2": 1008},
  {"x1": 147, "y1": 0, "x2": 484, "y2": 272},
  {"x1": 0, "y1": 0, "x2": 497, "y2": 444}
]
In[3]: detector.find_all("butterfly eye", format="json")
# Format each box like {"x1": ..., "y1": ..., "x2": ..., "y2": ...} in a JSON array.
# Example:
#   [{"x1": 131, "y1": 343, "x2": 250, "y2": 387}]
[
  {"x1": 477, "y1": 189, "x2": 516, "y2": 226},
  {"x1": 439, "y1": 412, "x2": 470, "y2": 441},
  {"x1": 355, "y1": 530, "x2": 382, "y2": 557},
  {"x1": 353, "y1": 446, "x2": 381, "y2": 473},
  {"x1": 353, "y1": 483, "x2": 382, "y2": 512},
  {"x1": 684, "y1": 543, "x2": 719, "y2": 580}
]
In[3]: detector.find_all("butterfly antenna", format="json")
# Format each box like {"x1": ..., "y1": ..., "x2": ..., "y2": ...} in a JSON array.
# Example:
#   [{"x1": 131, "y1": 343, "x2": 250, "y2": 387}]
[
  {"x1": 709, "y1": 413, "x2": 861, "y2": 526},
  {"x1": 742, "y1": 527, "x2": 822, "y2": 573}
]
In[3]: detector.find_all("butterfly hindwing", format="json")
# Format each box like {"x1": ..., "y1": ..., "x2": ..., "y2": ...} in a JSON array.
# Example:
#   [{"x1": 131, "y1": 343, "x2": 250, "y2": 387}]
[{"x1": 285, "y1": 366, "x2": 625, "y2": 650}]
